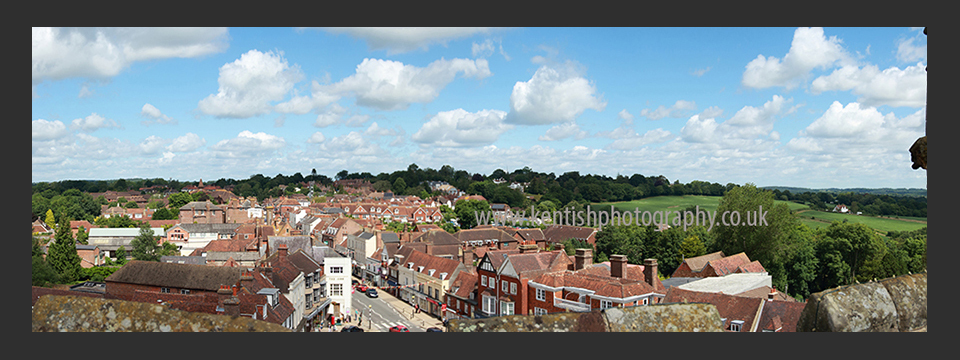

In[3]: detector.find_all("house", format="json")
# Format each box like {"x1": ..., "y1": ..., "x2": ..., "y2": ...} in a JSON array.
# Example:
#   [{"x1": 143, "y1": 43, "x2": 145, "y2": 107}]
[
  {"x1": 321, "y1": 217, "x2": 362, "y2": 247},
  {"x1": 188, "y1": 237, "x2": 260, "y2": 267},
  {"x1": 444, "y1": 271, "x2": 478, "y2": 320},
  {"x1": 344, "y1": 231, "x2": 376, "y2": 275},
  {"x1": 671, "y1": 251, "x2": 766, "y2": 278},
  {"x1": 260, "y1": 245, "x2": 308, "y2": 331},
  {"x1": 663, "y1": 287, "x2": 765, "y2": 332},
  {"x1": 543, "y1": 225, "x2": 598, "y2": 246},
  {"x1": 164, "y1": 223, "x2": 241, "y2": 257},
  {"x1": 283, "y1": 247, "x2": 332, "y2": 330},
  {"x1": 393, "y1": 247, "x2": 468, "y2": 319},
  {"x1": 160, "y1": 255, "x2": 206, "y2": 265},
  {"x1": 473, "y1": 245, "x2": 571, "y2": 318},
  {"x1": 88, "y1": 227, "x2": 166, "y2": 259},
  {"x1": 32, "y1": 219, "x2": 53, "y2": 234},
  {"x1": 407, "y1": 230, "x2": 463, "y2": 261},
  {"x1": 178, "y1": 201, "x2": 226, "y2": 224},
  {"x1": 311, "y1": 246, "x2": 352, "y2": 322},
  {"x1": 833, "y1": 204, "x2": 849, "y2": 213},
  {"x1": 513, "y1": 228, "x2": 547, "y2": 249},
  {"x1": 527, "y1": 255, "x2": 667, "y2": 315},
  {"x1": 76, "y1": 244, "x2": 105, "y2": 268},
  {"x1": 70, "y1": 220, "x2": 99, "y2": 237}
]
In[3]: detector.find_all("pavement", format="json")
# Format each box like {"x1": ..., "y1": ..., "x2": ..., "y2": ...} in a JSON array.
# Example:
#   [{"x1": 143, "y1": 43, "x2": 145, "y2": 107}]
[{"x1": 346, "y1": 276, "x2": 445, "y2": 332}]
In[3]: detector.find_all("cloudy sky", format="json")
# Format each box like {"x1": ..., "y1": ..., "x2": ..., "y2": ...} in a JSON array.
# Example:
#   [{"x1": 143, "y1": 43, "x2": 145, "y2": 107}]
[{"x1": 31, "y1": 27, "x2": 927, "y2": 189}]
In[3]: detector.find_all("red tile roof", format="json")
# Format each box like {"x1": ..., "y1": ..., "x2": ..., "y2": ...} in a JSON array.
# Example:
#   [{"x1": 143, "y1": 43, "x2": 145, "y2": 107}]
[
  {"x1": 663, "y1": 287, "x2": 764, "y2": 332},
  {"x1": 678, "y1": 251, "x2": 725, "y2": 272},
  {"x1": 705, "y1": 252, "x2": 753, "y2": 276}
]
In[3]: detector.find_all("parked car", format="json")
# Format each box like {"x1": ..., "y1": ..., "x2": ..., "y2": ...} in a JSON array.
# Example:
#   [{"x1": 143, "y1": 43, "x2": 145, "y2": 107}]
[
  {"x1": 352, "y1": 279, "x2": 359, "y2": 286},
  {"x1": 340, "y1": 325, "x2": 364, "y2": 332},
  {"x1": 389, "y1": 325, "x2": 409, "y2": 332},
  {"x1": 357, "y1": 284, "x2": 369, "y2": 292},
  {"x1": 426, "y1": 327, "x2": 443, "y2": 332},
  {"x1": 366, "y1": 288, "x2": 378, "y2": 298}
]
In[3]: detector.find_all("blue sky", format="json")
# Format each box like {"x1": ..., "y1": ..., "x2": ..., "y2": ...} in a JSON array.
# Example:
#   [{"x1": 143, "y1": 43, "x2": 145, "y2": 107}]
[{"x1": 31, "y1": 27, "x2": 927, "y2": 189}]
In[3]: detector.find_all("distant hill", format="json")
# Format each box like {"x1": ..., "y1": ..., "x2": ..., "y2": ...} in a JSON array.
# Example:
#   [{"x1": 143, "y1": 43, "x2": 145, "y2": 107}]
[{"x1": 761, "y1": 186, "x2": 926, "y2": 197}]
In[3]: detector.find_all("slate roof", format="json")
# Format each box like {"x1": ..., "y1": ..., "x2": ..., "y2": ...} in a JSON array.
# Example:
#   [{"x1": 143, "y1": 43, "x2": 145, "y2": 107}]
[
  {"x1": 286, "y1": 249, "x2": 322, "y2": 274},
  {"x1": 267, "y1": 236, "x2": 312, "y2": 257},
  {"x1": 413, "y1": 230, "x2": 462, "y2": 245},
  {"x1": 381, "y1": 231, "x2": 400, "y2": 243},
  {"x1": 105, "y1": 261, "x2": 243, "y2": 291}
]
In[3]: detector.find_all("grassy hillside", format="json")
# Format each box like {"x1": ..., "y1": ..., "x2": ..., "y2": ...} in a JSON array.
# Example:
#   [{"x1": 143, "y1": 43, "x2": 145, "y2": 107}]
[{"x1": 795, "y1": 210, "x2": 927, "y2": 233}]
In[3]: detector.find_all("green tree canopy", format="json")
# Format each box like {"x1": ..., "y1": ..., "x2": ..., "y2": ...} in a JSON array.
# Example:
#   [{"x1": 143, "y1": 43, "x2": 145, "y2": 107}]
[
  {"x1": 712, "y1": 183, "x2": 796, "y2": 279},
  {"x1": 166, "y1": 192, "x2": 194, "y2": 210},
  {"x1": 393, "y1": 178, "x2": 407, "y2": 195},
  {"x1": 47, "y1": 219, "x2": 82, "y2": 283},
  {"x1": 130, "y1": 223, "x2": 161, "y2": 262},
  {"x1": 454, "y1": 199, "x2": 491, "y2": 229}
]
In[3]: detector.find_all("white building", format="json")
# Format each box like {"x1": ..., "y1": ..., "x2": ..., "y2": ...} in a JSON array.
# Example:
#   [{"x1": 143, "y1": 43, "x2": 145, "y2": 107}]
[{"x1": 316, "y1": 246, "x2": 352, "y2": 321}]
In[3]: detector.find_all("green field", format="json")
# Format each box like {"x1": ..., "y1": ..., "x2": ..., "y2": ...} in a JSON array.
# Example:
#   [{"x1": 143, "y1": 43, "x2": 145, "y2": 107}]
[
  {"x1": 596, "y1": 195, "x2": 808, "y2": 215},
  {"x1": 594, "y1": 196, "x2": 925, "y2": 234},
  {"x1": 795, "y1": 210, "x2": 927, "y2": 233}
]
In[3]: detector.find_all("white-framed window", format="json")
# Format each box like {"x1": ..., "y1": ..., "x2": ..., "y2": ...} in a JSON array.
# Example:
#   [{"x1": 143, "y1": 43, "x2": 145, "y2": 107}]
[
  {"x1": 642, "y1": 298, "x2": 649, "y2": 305},
  {"x1": 181, "y1": 289, "x2": 190, "y2": 295},
  {"x1": 480, "y1": 275, "x2": 486, "y2": 286},
  {"x1": 510, "y1": 282, "x2": 517, "y2": 295},
  {"x1": 536, "y1": 288, "x2": 546, "y2": 301},
  {"x1": 534, "y1": 307, "x2": 547, "y2": 315},
  {"x1": 730, "y1": 320, "x2": 744, "y2": 332},
  {"x1": 160, "y1": 287, "x2": 170, "y2": 293},
  {"x1": 600, "y1": 300, "x2": 612, "y2": 309},
  {"x1": 331, "y1": 283, "x2": 343, "y2": 296},
  {"x1": 483, "y1": 295, "x2": 496, "y2": 314},
  {"x1": 330, "y1": 266, "x2": 343, "y2": 274},
  {"x1": 500, "y1": 301, "x2": 514, "y2": 316},
  {"x1": 502, "y1": 280, "x2": 508, "y2": 292}
]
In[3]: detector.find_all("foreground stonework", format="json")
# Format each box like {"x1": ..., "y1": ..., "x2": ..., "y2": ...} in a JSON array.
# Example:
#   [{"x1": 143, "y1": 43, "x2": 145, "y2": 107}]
[
  {"x1": 446, "y1": 303, "x2": 723, "y2": 332},
  {"x1": 32, "y1": 295, "x2": 290, "y2": 332},
  {"x1": 796, "y1": 272, "x2": 927, "y2": 332}
]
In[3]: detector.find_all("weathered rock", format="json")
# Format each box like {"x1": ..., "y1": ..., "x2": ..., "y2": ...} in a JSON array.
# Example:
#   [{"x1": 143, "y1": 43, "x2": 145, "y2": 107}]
[
  {"x1": 879, "y1": 273, "x2": 927, "y2": 331},
  {"x1": 32, "y1": 295, "x2": 290, "y2": 332},
  {"x1": 798, "y1": 273, "x2": 927, "y2": 332},
  {"x1": 910, "y1": 136, "x2": 926, "y2": 170},
  {"x1": 446, "y1": 303, "x2": 723, "y2": 332}
]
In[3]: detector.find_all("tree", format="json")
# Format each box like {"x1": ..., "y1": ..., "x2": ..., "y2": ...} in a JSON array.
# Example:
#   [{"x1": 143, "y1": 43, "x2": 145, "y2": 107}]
[
  {"x1": 45, "y1": 209, "x2": 56, "y2": 230},
  {"x1": 679, "y1": 235, "x2": 707, "y2": 260},
  {"x1": 115, "y1": 246, "x2": 128, "y2": 265},
  {"x1": 712, "y1": 183, "x2": 796, "y2": 279},
  {"x1": 32, "y1": 235, "x2": 59, "y2": 286},
  {"x1": 130, "y1": 223, "x2": 161, "y2": 261},
  {"x1": 47, "y1": 219, "x2": 82, "y2": 283},
  {"x1": 167, "y1": 192, "x2": 194, "y2": 210},
  {"x1": 152, "y1": 207, "x2": 178, "y2": 220},
  {"x1": 393, "y1": 178, "x2": 407, "y2": 195},
  {"x1": 124, "y1": 201, "x2": 140, "y2": 209},
  {"x1": 76, "y1": 227, "x2": 89, "y2": 245},
  {"x1": 454, "y1": 199, "x2": 491, "y2": 229},
  {"x1": 373, "y1": 180, "x2": 391, "y2": 192}
]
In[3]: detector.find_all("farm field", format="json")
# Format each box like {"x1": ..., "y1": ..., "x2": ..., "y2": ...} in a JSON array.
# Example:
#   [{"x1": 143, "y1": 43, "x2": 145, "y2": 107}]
[
  {"x1": 595, "y1": 196, "x2": 809, "y2": 218},
  {"x1": 795, "y1": 210, "x2": 927, "y2": 233}
]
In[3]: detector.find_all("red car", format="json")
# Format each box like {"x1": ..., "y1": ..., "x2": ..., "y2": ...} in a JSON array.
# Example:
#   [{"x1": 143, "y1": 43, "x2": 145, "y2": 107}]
[
  {"x1": 356, "y1": 284, "x2": 369, "y2": 292},
  {"x1": 389, "y1": 325, "x2": 410, "y2": 332}
]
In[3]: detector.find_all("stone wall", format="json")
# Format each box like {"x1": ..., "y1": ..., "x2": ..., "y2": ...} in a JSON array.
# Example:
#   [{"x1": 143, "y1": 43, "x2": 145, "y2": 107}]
[
  {"x1": 796, "y1": 272, "x2": 927, "y2": 332},
  {"x1": 32, "y1": 295, "x2": 290, "y2": 332},
  {"x1": 446, "y1": 303, "x2": 724, "y2": 332}
]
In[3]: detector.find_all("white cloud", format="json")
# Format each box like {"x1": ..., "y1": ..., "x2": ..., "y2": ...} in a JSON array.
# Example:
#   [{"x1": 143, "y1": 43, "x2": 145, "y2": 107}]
[
  {"x1": 742, "y1": 27, "x2": 851, "y2": 90},
  {"x1": 412, "y1": 109, "x2": 512, "y2": 147},
  {"x1": 71, "y1": 113, "x2": 121, "y2": 132},
  {"x1": 607, "y1": 128, "x2": 674, "y2": 150},
  {"x1": 699, "y1": 106, "x2": 724, "y2": 120},
  {"x1": 539, "y1": 122, "x2": 588, "y2": 141},
  {"x1": 139, "y1": 135, "x2": 168, "y2": 155},
  {"x1": 32, "y1": 119, "x2": 68, "y2": 141},
  {"x1": 198, "y1": 50, "x2": 304, "y2": 118},
  {"x1": 505, "y1": 63, "x2": 605, "y2": 125},
  {"x1": 691, "y1": 67, "x2": 711, "y2": 77},
  {"x1": 326, "y1": 57, "x2": 491, "y2": 111},
  {"x1": 321, "y1": 27, "x2": 491, "y2": 55},
  {"x1": 472, "y1": 39, "x2": 495, "y2": 58},
  {"x1": 211, "y1": 131, "x2": 285, "y2": 158},
  {"x1": 680, "y1": 115, "x2": 720, "y2": 143},
  {"x1": 274, "y1": 81, "x2": 340, "y2": 115},
  {"x1": 314, "y1": 103, "x2": 347, "y2": 127},
  {"x1": 167, "y1": 133, "x2": 206, "y2": 153},
  {"x1": 810, "y1": 63, "x2": 926, "y2": 108},
  {"x1": 802, "y1": 101, "x2": 887, "y2": 138},
  {"x1": 307, "y1": 132, "x2": 326, "y2": 144},
  {"x1": 640, "y1": 100, "x2": 697, "y2": 120},
  {"x1": 141, "y1": 103, "x2": 177, "y2": 125},
  {"x1": 896, "y1": 36, "x2": 926, "y2": 63},
  {"x1": 32, "y1": 27, "x2": 228, "y2": 86}
]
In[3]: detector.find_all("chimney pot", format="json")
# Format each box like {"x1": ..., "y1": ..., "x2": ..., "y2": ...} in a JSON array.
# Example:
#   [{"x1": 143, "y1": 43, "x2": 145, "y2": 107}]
[{"x1": 768, "y1": 287, "x2": 777, "y2": 301}]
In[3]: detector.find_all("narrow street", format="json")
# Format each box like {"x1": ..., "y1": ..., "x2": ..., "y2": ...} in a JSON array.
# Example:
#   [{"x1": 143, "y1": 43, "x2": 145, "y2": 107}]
[{"x1": 349, "y1": 276, "x2": 445, "y2": 332}]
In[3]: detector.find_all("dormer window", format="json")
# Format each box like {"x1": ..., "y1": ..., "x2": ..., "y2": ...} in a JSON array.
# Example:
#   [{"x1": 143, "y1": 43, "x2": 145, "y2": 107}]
[
  {"x1": 428, "y1": 269, "x2": 436, "y2": 277},
  {"x1": 418, "y1": 266, "x2": 424, "y2": 273},
  {"x1": 730, "y1": 320, "x2": 744, "y2": 332}
]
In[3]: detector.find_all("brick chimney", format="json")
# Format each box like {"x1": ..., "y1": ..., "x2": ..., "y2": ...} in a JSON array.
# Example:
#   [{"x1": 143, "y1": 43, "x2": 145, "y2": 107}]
[
  {"x1": 768, "y1": 287, "x2": 777, "y2": 302},
  {"x1": 278, "y1": 243, "x2": 288, "y2": 260},
  {"x1": 240, "y1": 269, "x2": 254, "y2": 290},
  {"x1": 610, "y1": 254, "x2": 628, "y2": 278},
  {"x1": 519, "y1": 243, "x2": 539, "y2": 254},
  {"x1": 643, "y1": 259, "x2": 658, "y2": 289},
  {"x1": 554, "y1": 243, "x2": 564, "y2": 252},
  {"x1": 424, "y1": 242, "x2": 431, "y2": 255},
  {"x1": 574, "y1": 248, "x2": 593, "y2": 271}
]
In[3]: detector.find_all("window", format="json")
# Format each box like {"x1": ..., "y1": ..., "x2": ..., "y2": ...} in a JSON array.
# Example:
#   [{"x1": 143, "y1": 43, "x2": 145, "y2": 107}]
[
  {"x1": 536, "y1": 288, "x2": 546, "y2": 301},
  {"x1": 331, "y1": 283, "x2": 343, "y2": 296},
  {"x1": 510, "y1": 282, "x2": 517, "y2": 295},
  {"x1": 160, "y1": 287, "x2": 170, "y2": 293},
  {"x1": 330, "y1": 266, "x2": 343, "y2": 274},
  {"x1": 181, "y1": 289, "x2": 190, "y2": 295},
  {"x1": 480, "y1": 275, "x2": 487, "y2": 286},
  {"x1": 730, "y1": 320, "x2": 744, "y2": 332},
  {"x1": 600, "y1": 300, "x2": 612, "y2": 309},
  {"x1": 500, "y1": 301, "x2": 514, "y2": 316},
  {"x1": 502, "y1": 280, "x2": 508, "y2": 292},
  {"x1": 642, "y1": 298, "x2": 649, "y2": 305},
  {"x1": 534, "y1": 307, "x2": 547, "y2": 315},
  {"x1": 483, "y1": 296, "x2": 496, "y2": 314}
]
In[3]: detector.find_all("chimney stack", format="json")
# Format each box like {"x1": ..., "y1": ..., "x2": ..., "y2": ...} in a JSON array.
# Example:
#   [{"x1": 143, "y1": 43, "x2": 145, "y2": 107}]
[
  {"x1": 768, "y1": 287, "x2": 777, "y2": 302},
  {"x1": 278, "y1": 243, "x2": 288, "y2": 260},
  {"x1": 574, "y1": 248, "x2": 593, "y2": 271},
  {"x1": 610, "y1": 255, "x2": 628, "y2": 278},
  {"x1": 643, "y1": 259, "x2": 658, "y2": 289},
  {"x1": 519, "y1": 243, "x2": 539, "y2": 254}
]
